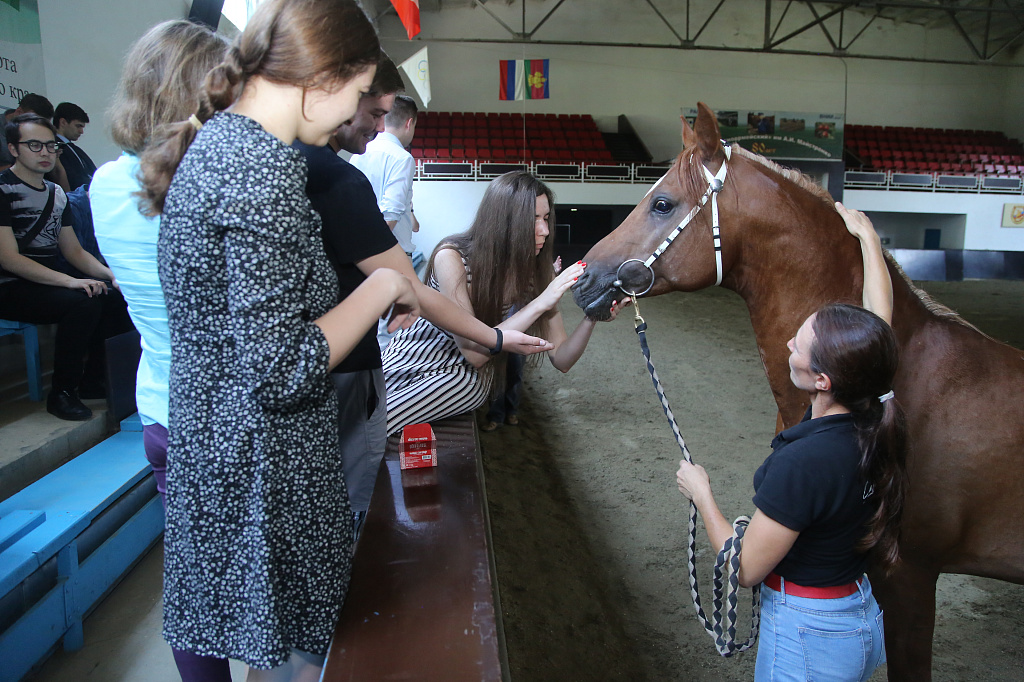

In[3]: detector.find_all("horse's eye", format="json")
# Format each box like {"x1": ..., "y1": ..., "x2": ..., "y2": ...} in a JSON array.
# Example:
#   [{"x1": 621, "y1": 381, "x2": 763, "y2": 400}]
[{"x1": 652, "y1": 198, "x2": 673, "y2": 215}]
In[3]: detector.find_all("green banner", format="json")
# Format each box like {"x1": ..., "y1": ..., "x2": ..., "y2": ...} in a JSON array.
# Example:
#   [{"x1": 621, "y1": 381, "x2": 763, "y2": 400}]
[
  {"x1": 684, "y1": 108, "x2": 845, "y2": 160},
  {"x1": 0, "y1": 0, "x2": 46, "y2": 109}
]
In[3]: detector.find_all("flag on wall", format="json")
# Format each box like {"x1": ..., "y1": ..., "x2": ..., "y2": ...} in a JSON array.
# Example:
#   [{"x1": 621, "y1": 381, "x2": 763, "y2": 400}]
[
  {"x1": 499, "y1": 59, "x2": 549, "y2": 100},
  {"x1": 390, "y1": 0, "x2": 420, "y2": 40},
  {"x1": 399, "y1": 46, "x2": 431, "y2": 107}
]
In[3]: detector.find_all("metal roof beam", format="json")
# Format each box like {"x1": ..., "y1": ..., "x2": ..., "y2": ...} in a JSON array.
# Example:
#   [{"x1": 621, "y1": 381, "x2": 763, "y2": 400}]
[
  {"x1": 643, "y1": 0, "x2": 687, "y2": 45},
  {"x1": 527, "y1": 0, "x2": 568, "y2": 38},
  {"x1": 692, "y1": 0, "x2": 730, "y2": 43},
  {"x1": 768, "y1": 1, "x2": 859, "y2": 49},
  {"x1": 947, "y1": 9, "x2": 985, "y2": 59},
  {"x1": 804, "y1": 1, "x2": 840, "y2": 49}
]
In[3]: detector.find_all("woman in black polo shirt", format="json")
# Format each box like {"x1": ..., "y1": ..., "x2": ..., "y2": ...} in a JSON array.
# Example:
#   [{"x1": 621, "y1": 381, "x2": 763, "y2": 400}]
[{"x1": 676, "y1": 203, "x2": 908, "y2": 682}]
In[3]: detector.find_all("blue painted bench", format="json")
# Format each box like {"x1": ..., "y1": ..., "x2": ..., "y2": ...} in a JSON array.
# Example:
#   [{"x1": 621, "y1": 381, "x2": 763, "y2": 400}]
[
  {"x1": 0, "y1": 414, "x2": 162, "y2": 682},
  {"x1": 0, "y1": 320, "x2": 43, "y2": 401}
]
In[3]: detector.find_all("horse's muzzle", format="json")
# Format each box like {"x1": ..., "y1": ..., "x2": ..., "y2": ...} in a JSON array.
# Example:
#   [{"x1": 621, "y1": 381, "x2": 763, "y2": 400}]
[{"x1": 572, "y1": 270, "x2": 619, "y2": 321}]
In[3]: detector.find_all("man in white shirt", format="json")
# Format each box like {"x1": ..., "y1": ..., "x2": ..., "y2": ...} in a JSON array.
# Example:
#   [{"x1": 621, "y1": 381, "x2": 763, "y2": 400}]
[{"x1": 350, "y1": 94, "x2": 421, "y2": 351}]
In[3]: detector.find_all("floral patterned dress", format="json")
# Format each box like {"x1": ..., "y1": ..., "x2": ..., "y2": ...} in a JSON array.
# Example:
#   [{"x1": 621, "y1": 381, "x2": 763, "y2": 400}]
[{"x1": 158, "y1": 112, "x2": 350, "y2": 668}]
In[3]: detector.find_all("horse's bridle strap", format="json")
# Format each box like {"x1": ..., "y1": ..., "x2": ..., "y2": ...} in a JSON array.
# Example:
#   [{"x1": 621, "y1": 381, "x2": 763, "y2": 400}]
[{"x1": 641, "y1": 144, "x2": 731, "y2": 287}]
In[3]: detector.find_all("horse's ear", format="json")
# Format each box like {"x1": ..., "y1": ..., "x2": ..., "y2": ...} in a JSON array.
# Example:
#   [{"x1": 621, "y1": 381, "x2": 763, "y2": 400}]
[
  {"x1": 681, "y1": 115, "x2": 697, "y2": 150},
  {"x1": 693, "y1": 102, "x2": 723, "y2": 161}
]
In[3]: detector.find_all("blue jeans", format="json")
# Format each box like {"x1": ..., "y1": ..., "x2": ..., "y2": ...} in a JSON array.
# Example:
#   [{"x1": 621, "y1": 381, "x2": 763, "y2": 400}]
[{"x1": 755, "y1": 575, "x2": 885, "y2": 682}]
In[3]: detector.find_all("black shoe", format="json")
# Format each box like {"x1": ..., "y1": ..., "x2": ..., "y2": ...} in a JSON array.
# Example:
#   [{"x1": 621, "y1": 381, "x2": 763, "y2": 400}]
[{"x1": 47, "y1": 389, "x2": 93, "y2": 421}]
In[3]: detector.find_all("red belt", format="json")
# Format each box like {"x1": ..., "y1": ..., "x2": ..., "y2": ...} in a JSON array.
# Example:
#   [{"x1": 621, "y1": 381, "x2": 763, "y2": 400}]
[{"x1": 763, "y1": 572, "x2": 860, "y2": 599}]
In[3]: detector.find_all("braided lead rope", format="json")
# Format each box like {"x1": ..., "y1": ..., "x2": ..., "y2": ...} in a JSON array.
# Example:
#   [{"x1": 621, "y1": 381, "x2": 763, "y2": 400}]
[{"x1": 632, "y1": 299, "x2": 760, "y2": 657}]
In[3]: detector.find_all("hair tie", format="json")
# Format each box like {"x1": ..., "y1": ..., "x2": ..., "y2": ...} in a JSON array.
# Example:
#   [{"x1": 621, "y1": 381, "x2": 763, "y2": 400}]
[
  {"x1": 878, "y1": 390, "x2": 895, "y2": 403},
  {"x1": 188, "y1": 114, "x2": 204, "y2": 132}
]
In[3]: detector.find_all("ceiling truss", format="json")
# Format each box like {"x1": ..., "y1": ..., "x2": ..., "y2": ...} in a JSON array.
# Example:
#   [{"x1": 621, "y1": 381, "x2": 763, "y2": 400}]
[{"x1": 373, "y1": 0, "x2": 1024, "y2": 65}]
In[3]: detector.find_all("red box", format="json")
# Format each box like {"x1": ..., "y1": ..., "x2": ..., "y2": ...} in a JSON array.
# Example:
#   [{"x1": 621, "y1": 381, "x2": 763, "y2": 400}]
[{"x1": 400, "y1": 423, "x2": 437, "y2": 470}]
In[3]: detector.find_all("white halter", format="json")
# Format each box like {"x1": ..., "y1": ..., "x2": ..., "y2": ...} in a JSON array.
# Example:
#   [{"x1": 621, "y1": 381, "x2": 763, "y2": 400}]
[{"x1": 615, "y1": 143, "x2": 732, "y2": 296}]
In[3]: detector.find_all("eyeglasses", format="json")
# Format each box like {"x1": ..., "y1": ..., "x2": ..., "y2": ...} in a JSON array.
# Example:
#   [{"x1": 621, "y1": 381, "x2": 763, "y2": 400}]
[{"x1": 17, "y1": 140, "x2": 62, "y2": 153}]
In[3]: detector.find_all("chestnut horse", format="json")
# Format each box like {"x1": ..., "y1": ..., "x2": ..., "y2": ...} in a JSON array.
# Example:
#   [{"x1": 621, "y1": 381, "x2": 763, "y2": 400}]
[{"x1": 572, "y1": 103, "x2": 1024, "y2": 681}]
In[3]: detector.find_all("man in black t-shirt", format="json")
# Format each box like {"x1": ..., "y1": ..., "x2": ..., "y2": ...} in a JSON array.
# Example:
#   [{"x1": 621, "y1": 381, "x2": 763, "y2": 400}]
[
  {"x1": 300, "y1": 55, "x2": 546, "y2": 531},
  {"x1": 0, "y1": 114, "x2": 131, "y2": 420},
  {"x1": 297, "y1": 55, "x2": 409, "y2": 528}
]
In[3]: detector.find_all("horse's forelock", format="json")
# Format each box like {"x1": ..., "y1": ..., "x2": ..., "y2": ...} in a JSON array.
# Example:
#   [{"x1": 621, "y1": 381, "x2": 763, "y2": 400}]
[{"x1": 673, "y1": 146, "x2": 708, "y2": 201}]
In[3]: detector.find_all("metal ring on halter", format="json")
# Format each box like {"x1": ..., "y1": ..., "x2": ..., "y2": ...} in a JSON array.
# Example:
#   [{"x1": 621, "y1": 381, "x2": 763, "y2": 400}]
[{"x1": 613, "y1": 258, "x2": 656, "y2": 297}]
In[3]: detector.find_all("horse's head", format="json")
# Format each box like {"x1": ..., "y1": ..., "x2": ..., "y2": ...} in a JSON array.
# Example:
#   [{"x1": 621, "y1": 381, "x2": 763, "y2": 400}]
[{"x1": 573, "y1": 102, "x2": 734, "y2": 320}]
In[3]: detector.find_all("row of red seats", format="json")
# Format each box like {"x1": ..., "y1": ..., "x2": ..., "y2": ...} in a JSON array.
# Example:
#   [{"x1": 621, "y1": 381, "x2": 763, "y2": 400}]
[
  {"x1": 420, "y1": 111, "x2": 594, "y2": 125},
  {"x1": 849, "y1": 139, "x2": 1020, "y2": 157},
  {"x1": 861, "y1": 158, "x2": 1024, "y2": 175},
  {"x1": 846, "y1": 124, "x2": 1013, "y2": 142},
  {"x1": 412, "y1": 148, "x2": 613, "y2": 163},
  {"x1": 413, "y1": 133, "x2": 606, "y2": 152},
  {"x1": 845, "y1": 124, "x2": 1022, "y2": 160},
  {"x1": 849, "y1": 146, "x2": 1024, "y2": 165}
]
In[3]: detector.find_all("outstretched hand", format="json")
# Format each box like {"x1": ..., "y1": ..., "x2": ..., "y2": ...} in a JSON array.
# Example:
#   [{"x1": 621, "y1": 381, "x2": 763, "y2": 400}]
[
  {"x1": 385, "y1": 274, "x2": 421, "y2": 333},
  {"x1": 503, "y1": 329, "x2": 554, "y2": 355},
  {"x1": 536, "y1": 260, "x2": 586, "y2": 311}
]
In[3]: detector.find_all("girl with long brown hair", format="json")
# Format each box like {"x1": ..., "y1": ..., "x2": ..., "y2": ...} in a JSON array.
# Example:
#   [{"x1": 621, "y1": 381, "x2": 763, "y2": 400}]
[
  {"x1": 676, "y1": 204, "x2": 908, "y2": 681},
  {"x1": 383, "y1": 171, "x2": 629, "y2": 435},
  {"x1": 138, "y1": 1, "x2": 419, "y2": 679},
  {"x1": 90, "y1": 19, "x2": 233, "y2": 681}
]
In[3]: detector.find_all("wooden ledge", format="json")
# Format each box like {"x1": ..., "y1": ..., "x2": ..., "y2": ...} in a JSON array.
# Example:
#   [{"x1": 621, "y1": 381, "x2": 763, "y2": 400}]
[{"x1": 323, "y1": 414, "x2": 508, "y2": 682}]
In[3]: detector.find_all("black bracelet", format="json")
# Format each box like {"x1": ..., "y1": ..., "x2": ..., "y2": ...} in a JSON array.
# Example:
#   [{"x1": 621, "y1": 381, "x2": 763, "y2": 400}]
[{"x1": 489, "y1": 327, "x2": 503, "y2": 355}]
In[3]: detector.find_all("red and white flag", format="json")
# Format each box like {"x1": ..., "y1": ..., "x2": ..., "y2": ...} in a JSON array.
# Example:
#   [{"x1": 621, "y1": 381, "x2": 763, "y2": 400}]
[{"x1": 390, "y1": 0, "x2": 421, "y2": 40}]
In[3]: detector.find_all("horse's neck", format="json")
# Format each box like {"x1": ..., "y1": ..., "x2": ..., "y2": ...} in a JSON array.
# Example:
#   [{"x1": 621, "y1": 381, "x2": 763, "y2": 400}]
[{"x1": 722, "y1": 168, "x2": 928, "y2": 425}]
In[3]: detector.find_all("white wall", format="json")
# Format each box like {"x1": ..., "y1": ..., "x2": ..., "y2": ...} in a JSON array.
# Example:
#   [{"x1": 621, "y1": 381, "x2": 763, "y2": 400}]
[
  {"x1": 411, "y1": 180, "x2": 1024, "y2": 256},
  {"x1": 23, "y1": 0, "x2": 1024, "y2": 252},
  {"x1": 845, "y1": 189, "x2": 1024, "y2": 251},
  {"x1": 37, "y1": 0, "x2": 191, "y2": 166},
  {"x1": 27, "y1": 0, "x2": 1024, "y2": 167},
  {"x1": 864, "y1": 212, "x2": 966, "y2": 250},
  {"x1": 380, "y1": 1, "x2": 1022, "y2": 163}
]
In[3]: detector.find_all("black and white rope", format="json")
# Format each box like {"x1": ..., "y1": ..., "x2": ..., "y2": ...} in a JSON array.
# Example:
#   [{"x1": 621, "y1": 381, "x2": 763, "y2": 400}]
[{"x1": 635, "y1": 317, "x2": 760, "y2": 657}]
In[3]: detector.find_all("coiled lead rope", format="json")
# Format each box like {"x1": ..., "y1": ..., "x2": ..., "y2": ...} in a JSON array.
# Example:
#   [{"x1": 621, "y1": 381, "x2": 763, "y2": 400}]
[{"x1": 630, "y1": 296, "x2": 760, "y2": 657}]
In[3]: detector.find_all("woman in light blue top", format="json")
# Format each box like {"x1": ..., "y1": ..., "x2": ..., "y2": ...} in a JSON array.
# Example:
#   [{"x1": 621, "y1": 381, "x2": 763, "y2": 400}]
[
  {"x1": 89, "y1": 20, "x2": 232, "y2": 682},
  {"x1": 91, "y1": 20, "x2": 227, "y2": 498}
]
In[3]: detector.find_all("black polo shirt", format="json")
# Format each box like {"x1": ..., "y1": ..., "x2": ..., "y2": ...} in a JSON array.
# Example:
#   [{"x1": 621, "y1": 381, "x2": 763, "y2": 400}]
[
  {"x1": 295, "y1": 141, "x2": 398, "y2": 373},
  {"x1": 752, "y1": 408, "x2": 876, "y2": 586}
]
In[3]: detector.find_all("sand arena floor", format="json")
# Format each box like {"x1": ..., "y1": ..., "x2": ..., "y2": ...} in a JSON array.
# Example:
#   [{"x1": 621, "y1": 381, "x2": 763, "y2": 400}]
[{"x1": 480, "y1": 279, "x2": 1024, "y2": 682}]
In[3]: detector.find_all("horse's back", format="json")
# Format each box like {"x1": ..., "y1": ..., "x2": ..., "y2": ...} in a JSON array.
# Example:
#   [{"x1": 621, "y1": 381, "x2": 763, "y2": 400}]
[{"x1": 897, "y1": 315, "x2": 1024, "y2": 581}]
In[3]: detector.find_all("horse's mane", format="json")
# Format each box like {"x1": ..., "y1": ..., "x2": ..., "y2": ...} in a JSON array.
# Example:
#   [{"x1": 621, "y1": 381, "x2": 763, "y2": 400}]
[
  {"x1": 884, "y1": 252, "x2": 982, "y2": 333},
  {"x1": 730, "y1": 145, "x2": 836, "y2": 207},
  {"x1": 681, "y1": 143, "x2": 978, "y2": 332}
]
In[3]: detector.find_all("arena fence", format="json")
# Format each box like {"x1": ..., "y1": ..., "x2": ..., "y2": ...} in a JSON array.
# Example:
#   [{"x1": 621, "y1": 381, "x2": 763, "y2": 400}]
[{"x1": 414, "y1": 161, "x2": 1024, "y2": 195}]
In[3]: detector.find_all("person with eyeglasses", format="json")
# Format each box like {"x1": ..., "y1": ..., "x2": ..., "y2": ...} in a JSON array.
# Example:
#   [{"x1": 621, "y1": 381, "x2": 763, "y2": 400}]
[{"x1": 0, "y1": 113, "x2": 132, "y2": 420}]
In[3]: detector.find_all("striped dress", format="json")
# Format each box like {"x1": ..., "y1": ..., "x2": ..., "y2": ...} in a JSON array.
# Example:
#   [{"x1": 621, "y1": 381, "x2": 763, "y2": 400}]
[{"x1": 382, "y1": 249, "x2": 491, "y2": 435}]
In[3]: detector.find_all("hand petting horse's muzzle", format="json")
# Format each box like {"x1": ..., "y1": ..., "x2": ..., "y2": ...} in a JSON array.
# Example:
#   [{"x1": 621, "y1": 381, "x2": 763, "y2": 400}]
[{"x1": 572, "y1": 269, "x2": 622, "y2": 321}]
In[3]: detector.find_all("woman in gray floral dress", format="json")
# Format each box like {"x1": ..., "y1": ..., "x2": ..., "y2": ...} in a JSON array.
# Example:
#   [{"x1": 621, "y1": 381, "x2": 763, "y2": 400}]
[{"x1": 140, "y1": 1, "x2": 419, "y2": 678}]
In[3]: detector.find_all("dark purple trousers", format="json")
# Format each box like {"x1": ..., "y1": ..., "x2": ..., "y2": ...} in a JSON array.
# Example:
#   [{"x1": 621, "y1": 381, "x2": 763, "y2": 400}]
[{"x1": 143, "y1": 422, "x2": 231, "y2": 682}]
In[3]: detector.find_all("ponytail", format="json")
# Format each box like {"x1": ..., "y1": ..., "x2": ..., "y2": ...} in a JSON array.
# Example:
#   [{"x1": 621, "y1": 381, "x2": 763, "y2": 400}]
[
  {"x1": 810, "y1": 303, "x2": 909, "y2": 572},
  {"x1": 853, "y1": 396, "x2": 909, "y2": 571},
  {"x1": 137, "y1": 48, "x2": 246, "y2": 216}
]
